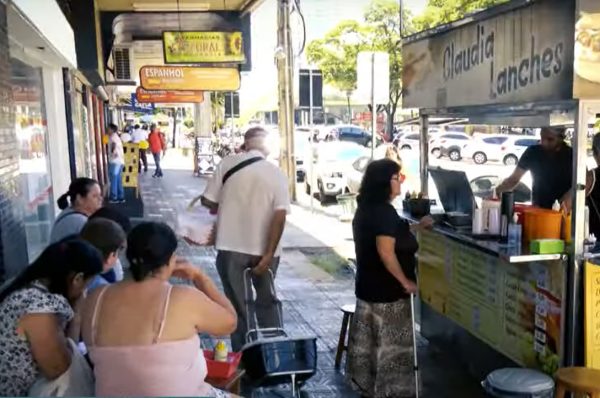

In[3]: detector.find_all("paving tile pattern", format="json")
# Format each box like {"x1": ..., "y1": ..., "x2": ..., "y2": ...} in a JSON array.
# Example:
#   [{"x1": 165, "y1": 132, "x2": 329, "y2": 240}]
[{"x1": 138, "y1": 167, "x2": 488, "y2": 398}]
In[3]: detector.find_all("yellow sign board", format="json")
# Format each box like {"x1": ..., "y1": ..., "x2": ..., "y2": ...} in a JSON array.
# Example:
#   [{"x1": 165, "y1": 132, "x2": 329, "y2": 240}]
[
  {"x1": 163, "y1": 31, "x2": 245, "y2": 64},
  {"x1": 139, "y1": 66, "x2": 240, "y2": 92},
  {"x1": 418, "y1": 230, "x2": 565, "y2": 374},
  {"x1": 585, "y1": 261, "x2": 600, "y2": 369}
]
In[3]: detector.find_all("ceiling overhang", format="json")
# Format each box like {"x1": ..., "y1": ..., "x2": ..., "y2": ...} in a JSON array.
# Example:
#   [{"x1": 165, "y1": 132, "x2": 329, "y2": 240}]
[{"x1": 96, "y1": 0, "x2": 264, "y2": 13}]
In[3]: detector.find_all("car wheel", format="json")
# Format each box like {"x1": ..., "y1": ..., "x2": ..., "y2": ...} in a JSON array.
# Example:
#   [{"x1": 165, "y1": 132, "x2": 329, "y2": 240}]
[
  {"x1": 503, "y1": 155, "x2": 518, "y2": 166},
  {"x1": 317, "y1": 181, "x2": 329, "y2": 205},
  {"x1": 473, "y1": 152, "x2": 487, "y2": 165},
  {"x1": 449, "y1": 149, "x2": 461, "y2": 161},
  {"x1": 431, "y1": 148, "x2": 441, "y2": 158},
  {"x1": 401, "y1": 145, "x2": 411, "y2": 150}
]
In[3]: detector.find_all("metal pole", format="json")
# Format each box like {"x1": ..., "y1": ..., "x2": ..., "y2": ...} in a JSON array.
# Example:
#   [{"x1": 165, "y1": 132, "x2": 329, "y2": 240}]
[
  {"x1": 565, "y1": 100, "x2": 589, "y2": 366},
  {"x1": 309, "y1": 69, "x2": 314, "y2": 213},
  {"x1": 371, "y1": 53, "x2": 376, "y2": 159},
  {"x1": 277, "y1": 0, "x2": 296, "y2": 201},
  {"x1": 230, "y1": 92, "x2": 235, "y2": 136},
  {"x1": 419, "y1": 114, "x2": 429, "y2": 195}
]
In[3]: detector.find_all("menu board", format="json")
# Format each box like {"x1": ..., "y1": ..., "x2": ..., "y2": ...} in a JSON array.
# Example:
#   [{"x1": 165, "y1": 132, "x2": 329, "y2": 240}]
[
  {"x1": 585, "y1": 261, "x2": 600, "y2": 369},
  {"x1": 418, "y1": 230, "x2": 565, "y2": 374}
]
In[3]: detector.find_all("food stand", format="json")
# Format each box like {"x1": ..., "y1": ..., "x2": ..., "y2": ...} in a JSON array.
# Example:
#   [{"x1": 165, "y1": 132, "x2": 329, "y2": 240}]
[{"x1": 401, "y1": 0, "x2": 600, "y2": 377}]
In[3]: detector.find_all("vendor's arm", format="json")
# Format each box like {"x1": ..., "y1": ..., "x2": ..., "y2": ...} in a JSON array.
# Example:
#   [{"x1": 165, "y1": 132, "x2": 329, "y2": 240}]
[
  {"x1": 496, "y1": 167, "x2": 526, "y2": 195},
  {"x1": 376, "y1": 236, "x2": 417, "y2": 294},
  {"x1": 498, "y1": 146, "x2": 535, "y2": 195}
]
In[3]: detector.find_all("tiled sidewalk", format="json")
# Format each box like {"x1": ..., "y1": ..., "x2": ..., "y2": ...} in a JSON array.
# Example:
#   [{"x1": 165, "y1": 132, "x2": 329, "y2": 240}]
[{"x1": 137, "y1": 158, "x2": 487, "y2": 398}]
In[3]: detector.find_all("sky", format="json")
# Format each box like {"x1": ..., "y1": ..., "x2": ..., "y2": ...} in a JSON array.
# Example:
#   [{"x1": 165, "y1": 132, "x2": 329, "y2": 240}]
[
  {"x1": 238, "y1": 0, "x2": 429, "y2": 120},
  {"x1": 404, "y1": 0, "x2": 428, "y2": 14}
]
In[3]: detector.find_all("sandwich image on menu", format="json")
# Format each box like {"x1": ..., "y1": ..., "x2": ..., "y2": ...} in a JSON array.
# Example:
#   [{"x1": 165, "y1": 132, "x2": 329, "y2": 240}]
[{"x1": 575, "y1": 12, "x2": 600, "y2": 83}]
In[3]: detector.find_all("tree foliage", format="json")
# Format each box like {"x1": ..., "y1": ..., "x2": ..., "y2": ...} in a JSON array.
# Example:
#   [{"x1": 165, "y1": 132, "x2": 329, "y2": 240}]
[
  {"x1": 414, "y1": 0, "x2": 508, "y2": 30},
  {"x1": 306, "y1": 0, "x2": 508, "y2": 133}
]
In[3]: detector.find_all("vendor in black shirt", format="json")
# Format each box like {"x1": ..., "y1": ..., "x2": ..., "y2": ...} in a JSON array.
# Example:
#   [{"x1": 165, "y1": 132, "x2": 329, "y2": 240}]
[
  {"x1": 346, "y1": 159, "x2": 432, "y2": 398},
  {"x1": 497, "y1": 127, "x2": 572, "y2": 209}
]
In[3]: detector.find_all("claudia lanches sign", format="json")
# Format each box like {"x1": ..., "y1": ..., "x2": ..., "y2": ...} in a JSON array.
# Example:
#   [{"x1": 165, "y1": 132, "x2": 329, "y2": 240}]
[
  {"x1": 402, "y1": 0, "x2": 575, "y2": 109},
  {"x1": 573, "y1": 0, "x2": 600, "y2": 98},
  {"x1": 139, "y1": 66, "x2": 241, "y2": 91},
  {"x1": 163, "y1": 31, "x2": 245, "y2": 64}
]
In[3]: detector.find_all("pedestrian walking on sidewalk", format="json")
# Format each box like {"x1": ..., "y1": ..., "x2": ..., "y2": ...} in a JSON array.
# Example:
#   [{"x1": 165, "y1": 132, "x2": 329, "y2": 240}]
[
  {"x1": 108, "y1": 124, "x2": 125, "y2": 203},
  {"x1": 198, "y1": 127, "x2": 290, "y2": 351},
  {"x1": 347, "y1": 159, "x2": 432, "y2": 398},
  {"x1": 148, "y1": 124, "x2": 165, "y2": 178},
  {"x1": 132, "y1": 124, "x2": 149, "y2": 173}
]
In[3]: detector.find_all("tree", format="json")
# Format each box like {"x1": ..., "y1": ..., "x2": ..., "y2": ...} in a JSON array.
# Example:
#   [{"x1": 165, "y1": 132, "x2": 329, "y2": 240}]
[
  {"x1": 306, "y1": 0, "x2": 508, "y2": 137},
  {"x1": 307, "y1": 0, "x2": 408, "y2": 136},
  {"x1": 414, "y1": 0, "x2": 508, "y2": 30},
  {"x1": 306, "y1": 20, "x2": 369, "y2": 94}
]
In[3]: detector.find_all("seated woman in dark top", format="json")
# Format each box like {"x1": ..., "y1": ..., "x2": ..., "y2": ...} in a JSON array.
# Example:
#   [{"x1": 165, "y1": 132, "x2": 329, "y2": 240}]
[{"x1": 346, "y1": 158, "x2": 432, "y2": 398}]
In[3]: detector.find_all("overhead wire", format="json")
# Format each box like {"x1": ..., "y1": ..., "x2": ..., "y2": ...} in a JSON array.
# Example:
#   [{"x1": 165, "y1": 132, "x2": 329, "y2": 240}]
[{"x1": 291, "y1": 0, "x2": 307, "y2": 57}]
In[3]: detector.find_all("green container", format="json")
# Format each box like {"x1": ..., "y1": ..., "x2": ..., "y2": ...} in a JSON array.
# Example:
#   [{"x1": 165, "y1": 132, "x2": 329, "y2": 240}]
[{"x1": 530, "y1": 239, "x2": 565, "y2": 254}]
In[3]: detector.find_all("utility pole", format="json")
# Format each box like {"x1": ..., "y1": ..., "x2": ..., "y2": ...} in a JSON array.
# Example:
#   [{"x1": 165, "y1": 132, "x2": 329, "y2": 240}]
[{"x1": 277, "y1": 0, "x2": 296, "y2": 201}]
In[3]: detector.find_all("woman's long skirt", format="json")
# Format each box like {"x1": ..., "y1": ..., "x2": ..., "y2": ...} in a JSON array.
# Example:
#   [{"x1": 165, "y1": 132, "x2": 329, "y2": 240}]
[{"x1": 345, "y1": 298, "x2": 416, "y2": 398}]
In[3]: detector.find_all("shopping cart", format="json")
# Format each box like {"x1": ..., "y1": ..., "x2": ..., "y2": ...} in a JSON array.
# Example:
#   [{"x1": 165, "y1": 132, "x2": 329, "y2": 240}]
[{"x1": 241, "y1": 269, "x2": 317, "y2": 397}]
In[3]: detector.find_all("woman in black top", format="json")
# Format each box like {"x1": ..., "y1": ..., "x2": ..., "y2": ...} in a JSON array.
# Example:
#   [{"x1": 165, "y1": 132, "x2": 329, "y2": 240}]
[{"x1": 346, "y1": 159, "x2": 431, "y2": 398}]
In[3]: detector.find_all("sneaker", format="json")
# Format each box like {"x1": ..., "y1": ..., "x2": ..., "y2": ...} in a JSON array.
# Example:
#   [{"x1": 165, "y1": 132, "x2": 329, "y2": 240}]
[
  {"x1": 108, "y1": 199, "x2": 119, "y2": 204},
  {"x1": 118, "y1": 199, "x2": 126, "y2": 204}
]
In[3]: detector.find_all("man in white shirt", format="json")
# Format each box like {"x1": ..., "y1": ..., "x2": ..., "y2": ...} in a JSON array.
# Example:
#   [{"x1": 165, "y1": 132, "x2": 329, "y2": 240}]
[
  {"x1": 200, "y1": 127, "x2": 290, "y2": 351},
  {"x1": 131, "y1": 124, "x2": 149, "y2": 173},
  {"x1": 108, "y1": 123, "x2": 125, "y2": 203}
]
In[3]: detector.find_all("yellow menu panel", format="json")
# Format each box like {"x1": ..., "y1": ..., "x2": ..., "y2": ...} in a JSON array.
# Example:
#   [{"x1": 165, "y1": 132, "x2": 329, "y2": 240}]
[
  {"x1": 418, "y1": 230, "x2": 564, "y2": 374},
  {"x1": 585, "y1": 261, "x2": 600, "y2": 369}
]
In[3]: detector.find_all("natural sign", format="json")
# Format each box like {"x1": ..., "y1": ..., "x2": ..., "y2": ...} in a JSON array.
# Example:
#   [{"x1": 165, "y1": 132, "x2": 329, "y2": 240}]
[
  {"x1": 139, "y1": 66, "x2": 240, "y2": 92},
  {"x1": 402, "y1": 0, "x2": 574, "y2": 109},
  {"x1": 163, "y1": 31, "x2": 245, "y2": 64},
  {"x1": 135, "y1": 87, "x2": 204, "y2": 104}
]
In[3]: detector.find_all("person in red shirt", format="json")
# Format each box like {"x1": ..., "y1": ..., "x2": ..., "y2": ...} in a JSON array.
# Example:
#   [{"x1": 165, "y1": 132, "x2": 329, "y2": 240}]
[{"x1": 148, "y1": 124, "x2": 166, "y2": 178}]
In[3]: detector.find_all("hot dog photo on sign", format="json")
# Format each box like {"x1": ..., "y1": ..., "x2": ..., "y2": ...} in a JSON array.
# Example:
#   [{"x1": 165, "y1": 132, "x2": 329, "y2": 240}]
[{"x1": 574, "y1": 0, "x2": 600, "y2": 97}]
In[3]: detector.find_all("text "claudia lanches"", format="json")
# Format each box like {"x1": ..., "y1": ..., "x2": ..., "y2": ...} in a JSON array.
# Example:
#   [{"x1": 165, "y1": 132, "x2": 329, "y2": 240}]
[{"x1": 442, "y1": 24, "x2": 564, "y2": 97}]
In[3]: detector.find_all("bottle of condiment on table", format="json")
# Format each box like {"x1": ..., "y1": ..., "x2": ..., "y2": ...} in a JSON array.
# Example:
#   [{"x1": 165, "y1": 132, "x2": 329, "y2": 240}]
[
  {"x1": 214, "y1": 340, "x2": 229, "y2": 362},
  {"x1": 508, "y1": 214, "x2": 522, "y2": 247},
  {"x1": 552, "y1": 200, "x2": 561, "y2": 212}
]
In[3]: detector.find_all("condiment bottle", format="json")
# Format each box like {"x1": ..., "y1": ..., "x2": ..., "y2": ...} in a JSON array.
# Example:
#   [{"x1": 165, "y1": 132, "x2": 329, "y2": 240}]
[
  {"x1": 552, "y1": 200, "x2": 560, "y2": 212},
  {"x1": 214, "y1": 340, "x2": 229, "y2": 362},
  {"x1": 508, "y1": 214, "x2": 522, "y2": 247}
]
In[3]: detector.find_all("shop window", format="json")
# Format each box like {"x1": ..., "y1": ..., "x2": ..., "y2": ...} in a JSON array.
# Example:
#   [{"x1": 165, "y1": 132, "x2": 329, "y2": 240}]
[{"x1": 11, "y1": 57, "x2": 54, "y2": 260}]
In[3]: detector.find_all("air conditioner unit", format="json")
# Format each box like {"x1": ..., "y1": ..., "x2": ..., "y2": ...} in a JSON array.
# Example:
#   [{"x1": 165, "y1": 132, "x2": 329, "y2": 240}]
[{"x1": 112, "y1": 45, "x2": 134, "y2": 82}]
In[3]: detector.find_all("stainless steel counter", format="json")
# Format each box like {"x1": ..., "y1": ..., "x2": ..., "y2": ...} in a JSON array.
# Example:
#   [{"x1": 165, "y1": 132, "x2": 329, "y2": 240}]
[{"x1": 399, "y1": 211, "x2": 566, "y2": 263}]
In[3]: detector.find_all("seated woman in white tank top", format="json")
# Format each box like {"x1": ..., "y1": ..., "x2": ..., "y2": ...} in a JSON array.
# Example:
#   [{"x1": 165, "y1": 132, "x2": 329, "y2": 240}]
[{"x1": 79, "y1": 222, "x2": 238, "y2": 397}]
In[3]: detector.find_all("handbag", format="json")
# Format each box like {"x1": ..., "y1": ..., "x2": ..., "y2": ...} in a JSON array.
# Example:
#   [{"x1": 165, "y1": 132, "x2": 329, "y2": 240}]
[{"x1": 28, "y1": 338, "x2": 95, "y2": 397}]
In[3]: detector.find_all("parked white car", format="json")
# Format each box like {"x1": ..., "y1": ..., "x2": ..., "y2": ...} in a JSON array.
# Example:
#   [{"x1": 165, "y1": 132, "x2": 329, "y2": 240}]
[
  {"x1": 433, "y1": 132, "x2": 472, "y2": 160},
  {"x1": 305, "y1": 142, "x2": 367, "y2": 203},
  {"x1": 462, "y1": 135, "x2": 539, "y2": 165}
]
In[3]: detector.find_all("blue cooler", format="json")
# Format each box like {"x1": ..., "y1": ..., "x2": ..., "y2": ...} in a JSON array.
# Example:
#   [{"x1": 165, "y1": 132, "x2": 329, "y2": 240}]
[{"x1": 482, "y1": 368, "x2": 554, "y2": 398}]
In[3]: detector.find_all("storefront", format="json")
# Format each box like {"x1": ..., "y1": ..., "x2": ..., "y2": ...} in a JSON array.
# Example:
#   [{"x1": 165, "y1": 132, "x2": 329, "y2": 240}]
[
  {"x1": 0, "y1": 0, "x2": 78, "y2": 277},
  {"x1": 401, "y1": 0, "x2": 600, "y2": 376}
]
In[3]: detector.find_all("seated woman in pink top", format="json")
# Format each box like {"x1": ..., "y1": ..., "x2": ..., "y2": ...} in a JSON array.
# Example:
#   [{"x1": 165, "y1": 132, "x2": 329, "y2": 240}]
[{"x1": 80, "y1": 222, "x2": 237, "y2": 397}]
